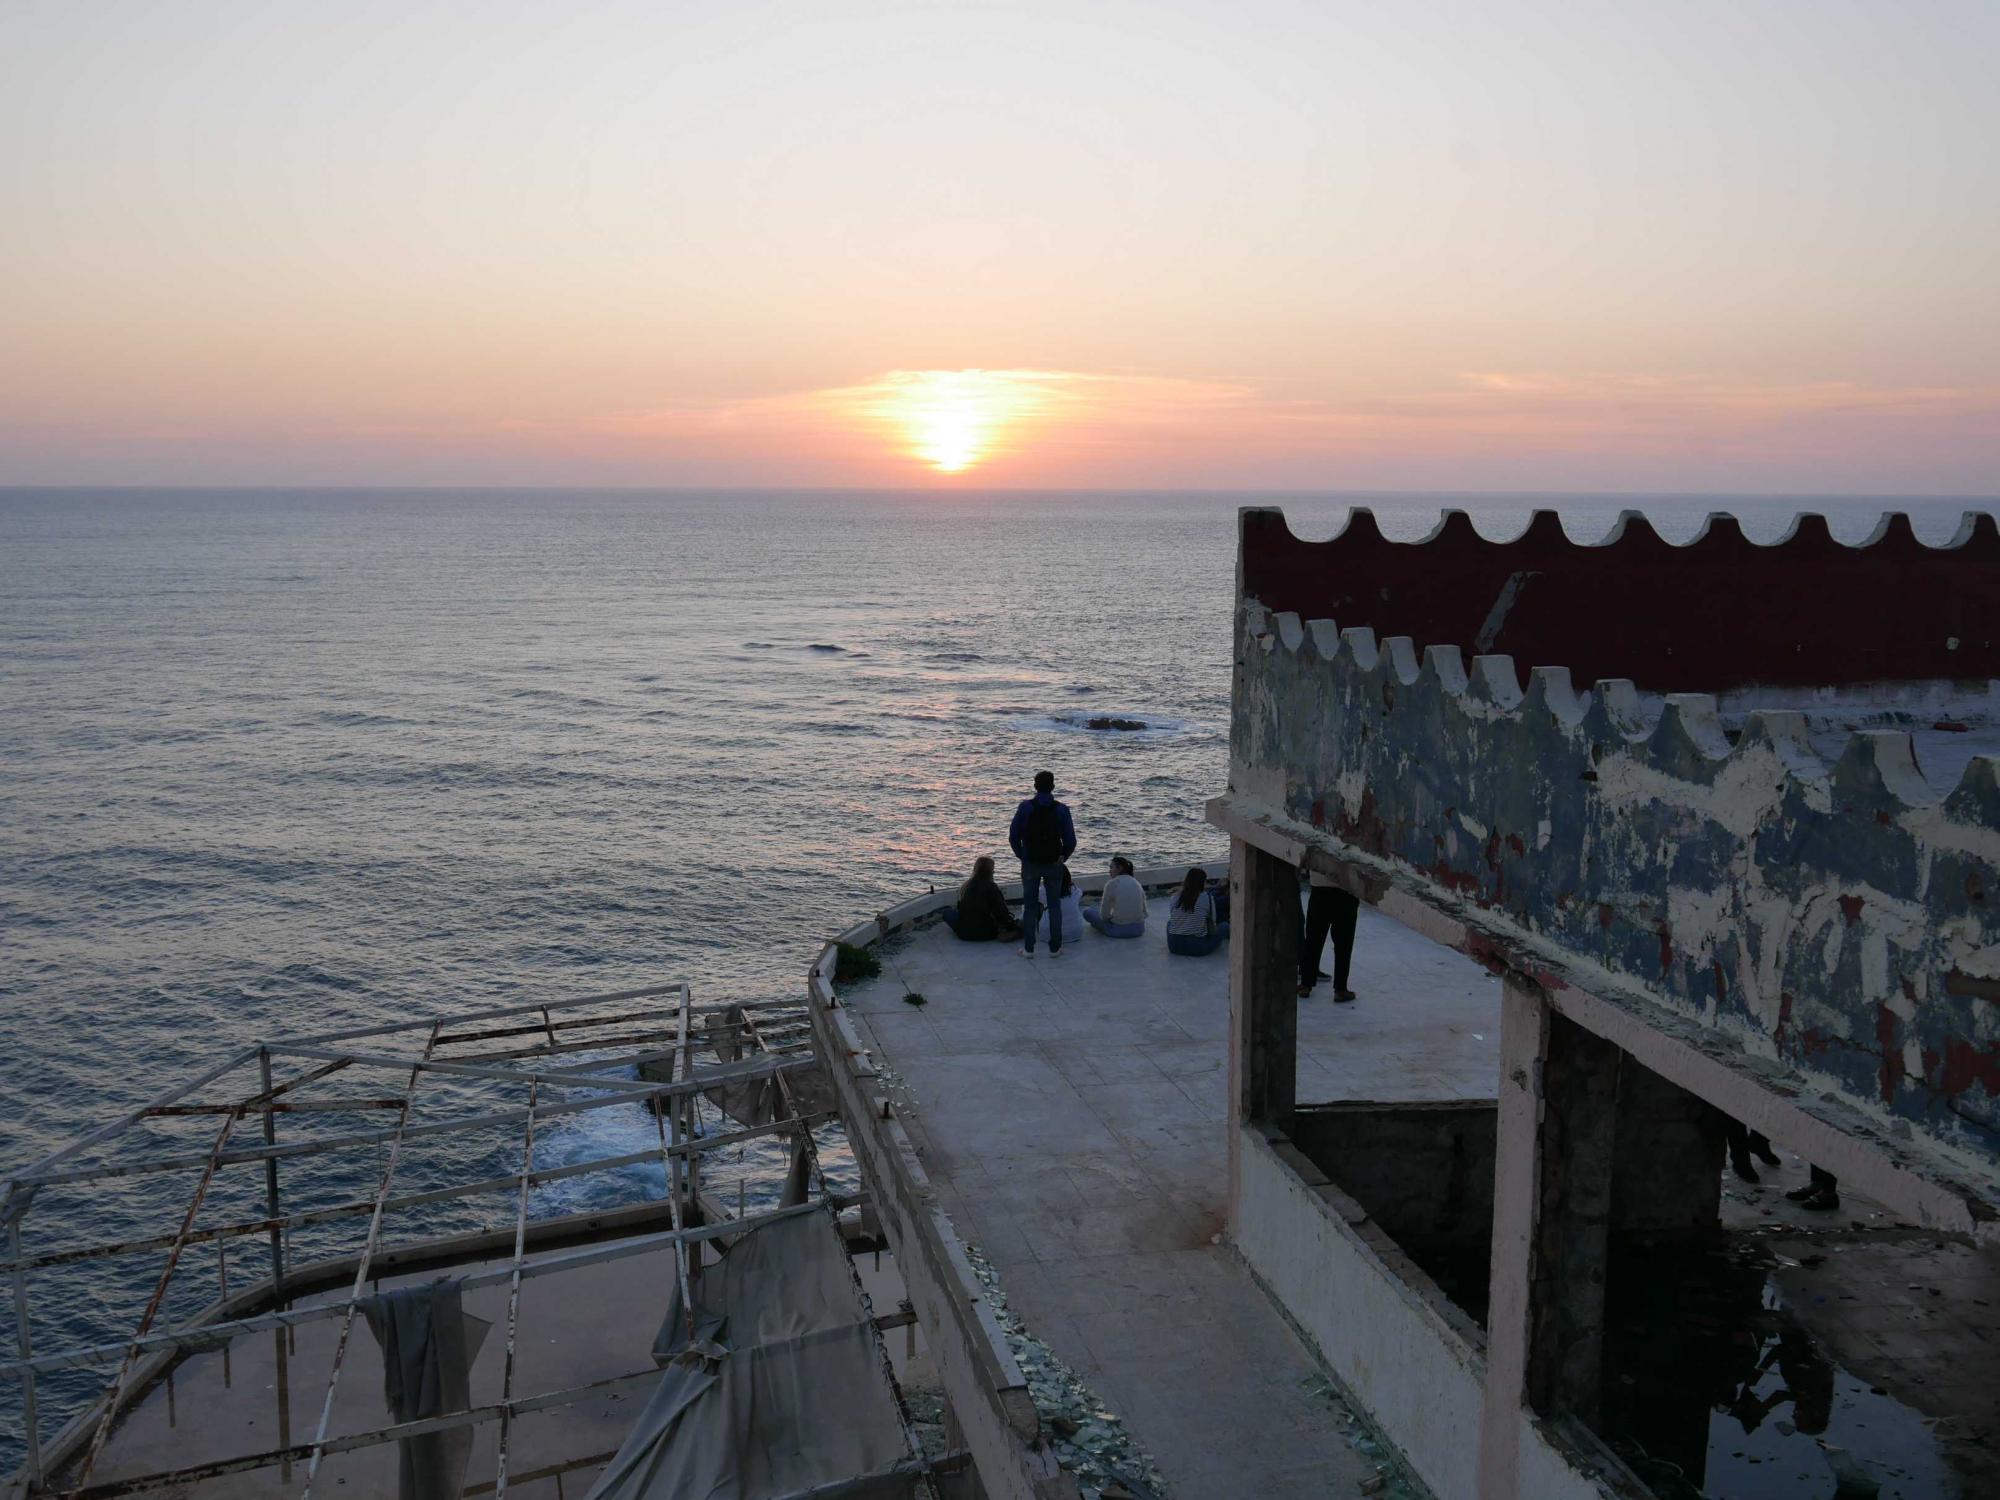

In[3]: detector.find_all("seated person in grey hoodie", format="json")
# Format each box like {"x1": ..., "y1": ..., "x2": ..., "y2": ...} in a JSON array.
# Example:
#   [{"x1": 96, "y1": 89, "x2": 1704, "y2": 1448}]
[
  {"x1": 941, "y1": 856, "x2": 1021, "y2": 942},
  {"x1": 1036, "y1": 864, "x2": 1086, "y2": 946},
  {"x1": 1084, "y1": 856, "x2": 1148, "y2": 937}
]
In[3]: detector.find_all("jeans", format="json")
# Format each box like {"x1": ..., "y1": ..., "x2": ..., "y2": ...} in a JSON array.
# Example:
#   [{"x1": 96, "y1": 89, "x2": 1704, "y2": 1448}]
[
  {"x1": 1084, "y1": 905, "x2": 1144, "y2": 939},
  {"x1": 1020, "y1": 860, "x2": 1065, "y2": 952},
  {"x1": 1300, "y1": 885, "x2": 1358, "y2": 990},
  {"x1": 1166, "y1": 922, "x2": 1229, "y2": 957}
]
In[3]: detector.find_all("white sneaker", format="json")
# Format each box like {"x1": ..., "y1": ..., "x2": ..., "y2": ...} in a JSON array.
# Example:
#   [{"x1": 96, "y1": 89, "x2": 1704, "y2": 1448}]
[
  {"x1": 1048, "y1": 948, "x2": 1064, "y2": 959},
  {"x1": 1020, "y1": 947, "x2": 1035, "y2": 958}
]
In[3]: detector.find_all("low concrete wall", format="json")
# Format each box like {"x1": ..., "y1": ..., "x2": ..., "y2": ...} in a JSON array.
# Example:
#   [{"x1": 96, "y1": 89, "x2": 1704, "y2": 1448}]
[
  {"x1": 847, "y1": 862, "x2": 1228, "y2": 946},
  {"x1": 1235, "y1": 1124, "x2": 1627, "y2": 1500},
  {"x1": 807, "y1": 865, "x2": 1221, "y2": 1500},
  {"x1": 1233, "y1": 1123, "x2": 1488, "y2": 1500},
  {"x1": 810, "y1": 893, "x2": 1077, "y2": 1500},
  {"x1": 1290, "y1": 1101, "x2": 1497, "y2": 1274}
]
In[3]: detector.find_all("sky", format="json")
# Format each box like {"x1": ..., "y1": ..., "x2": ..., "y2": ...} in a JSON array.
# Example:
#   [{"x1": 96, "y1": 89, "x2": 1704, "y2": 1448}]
[{"x1": 2, "y1": 0, "x2": 1997, "y2": 492}]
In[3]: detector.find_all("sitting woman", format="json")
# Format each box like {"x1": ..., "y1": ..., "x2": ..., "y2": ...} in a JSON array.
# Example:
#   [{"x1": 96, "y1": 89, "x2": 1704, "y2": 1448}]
[
  {"x1": 941, "y1": 856, "x2": 1021, "y2": 943},
  {"x1": 1084, "y1": 856, "x2": 1148, "y2": 938},
  {"x1": 1164, "y1": 867, "x2": 1229, "y2": 956},
  {"x1": 1036, "y1": 863, "x2": 1085, "y2": 948}
]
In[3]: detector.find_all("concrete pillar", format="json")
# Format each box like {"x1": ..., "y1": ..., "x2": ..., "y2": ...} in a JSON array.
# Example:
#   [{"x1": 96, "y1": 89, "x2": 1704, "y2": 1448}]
[
  {"x1": 1480, "y1": 979, "x2": 1621, "y2": 1497},
  {"x1": 1226, "y1": 838, "x2": 1301, "y2": 1227},
  {"x1": 1611, "y1": 1059, "x2": 1725, "y2": 1246},
  {"x1": 1479, "y1": 976, "x2": 1546, "y2": 1500},
  {"x1": 1526, "y1": 1013, "x2": 1619, "y2": 1424}
]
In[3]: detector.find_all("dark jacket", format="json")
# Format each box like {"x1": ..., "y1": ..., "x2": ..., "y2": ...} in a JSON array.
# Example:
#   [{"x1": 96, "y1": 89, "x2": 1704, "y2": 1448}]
[
  {"x1": 953, "y1": 875, "x2": 1018, "y2": 941},
  {"x1": 1008, "y1": 791, "x2": 1078, "y2": 863}
]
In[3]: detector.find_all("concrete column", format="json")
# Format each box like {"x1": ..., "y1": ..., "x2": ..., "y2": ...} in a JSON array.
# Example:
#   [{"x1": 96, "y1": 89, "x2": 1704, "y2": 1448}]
[
  {"x1": 1479, "y1": 976, "x2": 1547, "y2": 1500},
  {"x1": 1226, "y1": 838, "x2": 1301, "y2": 1228},
  {"x1": 1526, "y1": 1013, "x2": 1619, "y2": 1424},
  {"x1": 1481, "y1": 980, "x2": 1621, "y2": 1496},
  {"x1": 1611, "y1": 1059, "x2": 1725, "y2": 1247}
]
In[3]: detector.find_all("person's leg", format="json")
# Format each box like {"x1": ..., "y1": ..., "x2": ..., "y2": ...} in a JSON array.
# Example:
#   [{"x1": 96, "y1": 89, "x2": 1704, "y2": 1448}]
[
  {"x1": 1300, "y1": 885, "x2": 1335, "y2": 991},
  {"x1": 1329, "y1": 889, "x2": 1359, "y2": 995},
  {"x1": 1040, "y1": 867, "x2": 1065, "y2": 954},
  {"x1": 1786, "y1": 1166, "x2": 1840, "y2": 1209},
  {"x1": 1106, "y1": 920, "x2": 1144, "y2": 939},
  {"x1": 1749, "y1": 1130, "x2": 1781, "y2": 1166},
  {"x1": 1725, "y1": 1117, "x2": 1758, "y2": 1182},
  {"x1": 1084, "y1": 904, "x2": 1106, "y2": 933},
  {"x1": 941, "y1": 906, "x2": 961, "y2": 935},
  {"x1": 1020, "y1": 862, "x2": 1044, "y2": 952}
]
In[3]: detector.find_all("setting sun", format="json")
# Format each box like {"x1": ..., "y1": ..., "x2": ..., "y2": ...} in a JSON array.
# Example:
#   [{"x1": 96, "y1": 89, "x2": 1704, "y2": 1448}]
[{"x1": 847, "y1": 370, "x2": 1064, "y2": 474}]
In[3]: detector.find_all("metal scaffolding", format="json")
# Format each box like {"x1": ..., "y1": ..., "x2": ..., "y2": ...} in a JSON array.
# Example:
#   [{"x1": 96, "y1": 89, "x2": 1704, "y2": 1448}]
[{"x1": 0, "y1": 982, "x2": 948, "y2": 1500}]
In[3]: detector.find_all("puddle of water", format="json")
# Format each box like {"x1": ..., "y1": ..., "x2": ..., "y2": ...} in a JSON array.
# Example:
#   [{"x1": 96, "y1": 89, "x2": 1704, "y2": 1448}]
[{"x1": 1601, "y1": 1249, "x2": 1958, "y2": 1499}]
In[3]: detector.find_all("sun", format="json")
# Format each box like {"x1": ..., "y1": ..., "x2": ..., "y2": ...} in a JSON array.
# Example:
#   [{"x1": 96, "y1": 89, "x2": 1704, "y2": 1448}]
[{"x1": 849, "y1": 370, "x2": 1062, "y2": 475}]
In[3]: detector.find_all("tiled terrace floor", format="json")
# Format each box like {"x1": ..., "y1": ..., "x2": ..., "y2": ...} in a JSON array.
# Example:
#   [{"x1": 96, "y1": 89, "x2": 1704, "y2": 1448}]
[{"x1": 842, "y1": 900, "x2": 1502, "y2": 1500}]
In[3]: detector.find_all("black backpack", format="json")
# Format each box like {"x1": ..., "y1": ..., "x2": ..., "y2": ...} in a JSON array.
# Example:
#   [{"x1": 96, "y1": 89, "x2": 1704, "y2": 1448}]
[{"x1": 1024, "y1": 801, "x2": 1064, "y2": 863}]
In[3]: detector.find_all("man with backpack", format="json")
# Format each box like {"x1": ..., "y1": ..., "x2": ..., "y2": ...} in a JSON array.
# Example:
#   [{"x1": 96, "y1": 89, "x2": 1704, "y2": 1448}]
[{"x1": 1009, "y1": 769, "x2": 1078, "y2": 957}]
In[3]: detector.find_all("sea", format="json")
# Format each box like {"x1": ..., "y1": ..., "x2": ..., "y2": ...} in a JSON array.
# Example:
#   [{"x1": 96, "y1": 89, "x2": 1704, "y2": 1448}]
[{"x1": 1, "y1": 487, "x2": 1994, "y2": 1467}]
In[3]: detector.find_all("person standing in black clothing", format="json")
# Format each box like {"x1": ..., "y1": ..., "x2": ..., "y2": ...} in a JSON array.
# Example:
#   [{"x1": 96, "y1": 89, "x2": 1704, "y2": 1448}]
[
  {"x1": 1724, "y1": 1117, "x2": 1783, "y2": 1183},
  {"x1": 1299, "y1": 870, "x2": 1359, "y2": 1002},
  {"x1": 1008, "y1": 770, "x2": 1078, "y2": 958}
]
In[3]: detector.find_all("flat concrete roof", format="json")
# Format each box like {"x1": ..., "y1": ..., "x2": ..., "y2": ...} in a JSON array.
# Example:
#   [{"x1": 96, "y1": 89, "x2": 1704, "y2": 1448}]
[{"x1": 841, "y1": 900, "x2": 1502, "y2": 1500}]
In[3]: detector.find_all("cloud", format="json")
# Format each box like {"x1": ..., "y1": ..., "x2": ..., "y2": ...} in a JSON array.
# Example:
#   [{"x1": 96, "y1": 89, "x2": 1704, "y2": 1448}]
[{"x1": 7, "y1": 365, "x2": 1993, "y2": 490}]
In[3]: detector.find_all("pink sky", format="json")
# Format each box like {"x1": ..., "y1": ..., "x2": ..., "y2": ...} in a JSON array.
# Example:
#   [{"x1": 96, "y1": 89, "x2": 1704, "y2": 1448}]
[{"x1": 4, "y1": 2, "x2": 1997, "y2": 493}]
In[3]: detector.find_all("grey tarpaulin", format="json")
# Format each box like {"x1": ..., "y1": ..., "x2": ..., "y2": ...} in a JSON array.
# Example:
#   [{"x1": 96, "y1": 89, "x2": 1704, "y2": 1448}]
[
  {"x1": 589, "y1": 1210, "x2": 915, "y2": 1500},
  {"x1": 778, "y1": 1133, "x2": 813, "y2": 1208},
  {"x1": 360, "y1": 1277, "x2": 477, "y2": 1500},
  {"x1": 699, "y1": 1008, "x2": 834, "y2": 1126}
]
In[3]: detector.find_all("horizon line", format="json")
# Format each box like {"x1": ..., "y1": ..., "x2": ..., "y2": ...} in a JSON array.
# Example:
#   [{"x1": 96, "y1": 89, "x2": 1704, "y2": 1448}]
[{"x1": 3, "y1": 483, "x2": 1998, "y2": 502}]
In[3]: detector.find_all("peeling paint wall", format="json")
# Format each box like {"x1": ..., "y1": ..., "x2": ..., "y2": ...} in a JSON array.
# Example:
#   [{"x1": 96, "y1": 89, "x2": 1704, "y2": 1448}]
[{"x1": 1231, "y1": 515, "x2": 2000, "y2": 1169}]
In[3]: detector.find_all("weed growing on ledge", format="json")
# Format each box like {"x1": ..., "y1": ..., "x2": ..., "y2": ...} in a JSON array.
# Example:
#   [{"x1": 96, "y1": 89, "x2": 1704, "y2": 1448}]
[{"x1": 833, "y1": 942, "x2": 882, "y2": 985}]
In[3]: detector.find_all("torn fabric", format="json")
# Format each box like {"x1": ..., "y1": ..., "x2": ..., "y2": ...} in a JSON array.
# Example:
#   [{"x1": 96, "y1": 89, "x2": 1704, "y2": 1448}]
[
  {"x1": 360, "y1": 1277, "x2": 476, "y2": 1500},
  {"x1": 591, "y1": 1211, "x2": 914, "y2": 1500}
]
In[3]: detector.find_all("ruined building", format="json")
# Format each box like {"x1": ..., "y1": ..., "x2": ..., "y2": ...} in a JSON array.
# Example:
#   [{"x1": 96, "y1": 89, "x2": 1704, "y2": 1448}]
[{"x1": 1209, "y1": 507, "x2": 2000, "y2": 1499}]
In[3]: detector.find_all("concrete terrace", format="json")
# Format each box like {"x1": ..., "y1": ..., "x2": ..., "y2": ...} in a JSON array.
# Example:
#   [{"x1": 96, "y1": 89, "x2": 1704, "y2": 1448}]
[{"x1": 839, "y1": 898, "x2": 1503, "y2": 1500}]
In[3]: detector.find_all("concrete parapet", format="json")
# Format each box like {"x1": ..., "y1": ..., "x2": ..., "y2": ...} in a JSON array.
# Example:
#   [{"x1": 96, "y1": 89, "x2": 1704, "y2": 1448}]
[
  {"x1": 1229, "y1": 580, "x2": 2000, "y2": 1177},
  {"x1": 808, "y1": 897, "x2": 1079, "y2": 1500}
]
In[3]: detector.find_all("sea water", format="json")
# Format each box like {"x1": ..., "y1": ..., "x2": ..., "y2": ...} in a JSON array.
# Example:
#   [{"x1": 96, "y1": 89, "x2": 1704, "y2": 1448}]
[{"x1": 1, "y1": 487, "x2": 1992, "y2": 1466}]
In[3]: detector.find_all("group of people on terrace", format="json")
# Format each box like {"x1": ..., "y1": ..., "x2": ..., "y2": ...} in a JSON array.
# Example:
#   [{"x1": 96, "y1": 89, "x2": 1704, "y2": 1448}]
[
  {"x1": 940, "y1": 770, "x2": 1353, "y2": 990},
  {"x1": 939, "y1": 769, "x2": 1232, "y2": 958}
]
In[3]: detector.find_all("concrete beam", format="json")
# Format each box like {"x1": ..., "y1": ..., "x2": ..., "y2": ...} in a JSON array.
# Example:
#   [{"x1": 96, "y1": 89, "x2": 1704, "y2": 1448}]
[{"x1": 1208, "y1": 793, "x2": 2000, "y2": 1241}]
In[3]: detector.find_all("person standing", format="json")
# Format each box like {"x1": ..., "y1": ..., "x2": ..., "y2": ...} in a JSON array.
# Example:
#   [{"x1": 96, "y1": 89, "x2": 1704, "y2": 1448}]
[
  {"x1": 1009, "y1": 769, "x2": 1077, "y2": 957},
  {"x1": 1299, "y1": 870, "x2": 1360, "y2": 1002}
]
